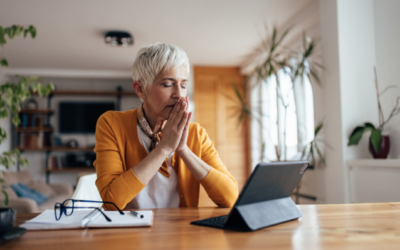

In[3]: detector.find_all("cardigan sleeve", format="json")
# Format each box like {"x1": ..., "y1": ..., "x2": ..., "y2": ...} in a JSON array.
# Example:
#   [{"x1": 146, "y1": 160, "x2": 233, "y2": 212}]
[
  {"x1": 94, "y1": 112, "x2": 145, "y2": 210},
  {"x1": 196, "y1": 125, "x2": 239, "y2": 207}
]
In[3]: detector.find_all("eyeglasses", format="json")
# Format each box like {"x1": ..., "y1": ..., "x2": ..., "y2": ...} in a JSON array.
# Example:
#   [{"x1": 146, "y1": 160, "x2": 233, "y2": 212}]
[{"x1": 54, "y1": 199, "x2": 125, "y2": 222}]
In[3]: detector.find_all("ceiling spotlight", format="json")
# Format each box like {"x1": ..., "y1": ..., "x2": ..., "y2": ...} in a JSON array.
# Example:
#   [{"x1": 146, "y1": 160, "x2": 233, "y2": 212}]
[{"x1": 104, "y1": 31, "x2": 133, "y2": 47}]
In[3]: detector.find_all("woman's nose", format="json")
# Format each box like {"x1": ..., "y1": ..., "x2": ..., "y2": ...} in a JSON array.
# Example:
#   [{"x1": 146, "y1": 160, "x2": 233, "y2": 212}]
[{"x1": 173, "y1": 85, "x2": 185, "y2": 99}]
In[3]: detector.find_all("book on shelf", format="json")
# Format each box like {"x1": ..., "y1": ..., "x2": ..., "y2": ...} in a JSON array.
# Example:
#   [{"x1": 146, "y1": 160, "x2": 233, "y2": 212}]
[
  {"x1": 19, "y1": 113, "x2": 46, "y2": 128},
  {"x1": 19, "y1": 132, "x2": 53, "y2": 149},
  {"x1": 52, "y1": 135, "x2": 62, "y2": 147},
  {"x1": 47, "y1": 155, "x2": 60, "y2": 170},
  {"x1": 57, "y1": 156, "x2": 63, "y2": 169}
]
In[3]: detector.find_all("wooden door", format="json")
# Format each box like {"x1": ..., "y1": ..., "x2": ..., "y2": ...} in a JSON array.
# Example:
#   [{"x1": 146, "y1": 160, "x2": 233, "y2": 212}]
[{"x1": 194, "y1": 67, "x2": 250, "y2": 207}]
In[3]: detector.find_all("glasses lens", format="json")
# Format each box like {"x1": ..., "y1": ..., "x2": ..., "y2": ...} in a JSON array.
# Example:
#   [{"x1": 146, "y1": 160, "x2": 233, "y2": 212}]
[
  {"x1": 65, "y1": 200, "x2": 74, "y2": 216},
  {"x1": 54, "y1": 203, "x2": 62, "y2": 220}
]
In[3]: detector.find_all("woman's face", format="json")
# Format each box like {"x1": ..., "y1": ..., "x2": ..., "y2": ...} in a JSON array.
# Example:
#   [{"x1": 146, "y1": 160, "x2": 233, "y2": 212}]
[{"x1": 142, "y1": 64, "x2": 188, "y2": 122}]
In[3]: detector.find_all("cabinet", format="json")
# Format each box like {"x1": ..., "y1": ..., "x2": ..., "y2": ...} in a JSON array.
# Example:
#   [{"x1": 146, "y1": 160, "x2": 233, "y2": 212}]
[
  {"x1": 347, "y1": 159, "x2": 400, "y2": 203},
  {"x1": 14, "y1": 89, "x2": 137, "y2": 183}
]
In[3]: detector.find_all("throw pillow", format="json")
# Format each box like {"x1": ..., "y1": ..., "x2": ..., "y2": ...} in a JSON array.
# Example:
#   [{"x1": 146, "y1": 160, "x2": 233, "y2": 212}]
[
  {"x1": 29, "y1": 181, "x2": 56, "y2": 198},
  {"x1": 11, "y1": 183, "x2": 48, "y2": 205}
]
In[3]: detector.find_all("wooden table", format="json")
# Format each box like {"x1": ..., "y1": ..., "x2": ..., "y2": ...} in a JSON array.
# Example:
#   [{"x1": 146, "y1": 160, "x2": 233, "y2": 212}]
[{"x1": 4, "y1": 202, "x2": 400, "y2": 249}]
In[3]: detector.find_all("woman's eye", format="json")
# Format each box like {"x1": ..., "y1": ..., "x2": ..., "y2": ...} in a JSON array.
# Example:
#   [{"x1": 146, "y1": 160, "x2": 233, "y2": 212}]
[
  {"x1": 181, "y1": 85, "x2": 187, "y2": 89},
  {"x1": 163, "y1": 84, "x2": 172, "y2": 87}
]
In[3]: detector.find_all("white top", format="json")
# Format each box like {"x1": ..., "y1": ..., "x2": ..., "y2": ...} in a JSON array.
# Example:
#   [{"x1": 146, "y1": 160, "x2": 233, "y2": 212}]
[{"x1": 128, "y1": 125, "x2": 180, "y2": 209}]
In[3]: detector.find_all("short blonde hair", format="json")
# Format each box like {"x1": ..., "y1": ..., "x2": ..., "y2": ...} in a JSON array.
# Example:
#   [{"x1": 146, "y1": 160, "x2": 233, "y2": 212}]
[{"x1": 132, "y1": 43, "x2": 190, "y2": 90}]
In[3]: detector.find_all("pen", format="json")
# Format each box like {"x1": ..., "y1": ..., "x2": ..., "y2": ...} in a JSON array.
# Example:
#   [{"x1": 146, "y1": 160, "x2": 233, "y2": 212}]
[{"x1": 130, "y1": 210, "x2": 144, "y2": 219}]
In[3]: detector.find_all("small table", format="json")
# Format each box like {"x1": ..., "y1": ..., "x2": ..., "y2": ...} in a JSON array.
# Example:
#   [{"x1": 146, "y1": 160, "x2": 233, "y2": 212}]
[{"x1": 5, "y1": 202, "x2": 400, "y2": 249}]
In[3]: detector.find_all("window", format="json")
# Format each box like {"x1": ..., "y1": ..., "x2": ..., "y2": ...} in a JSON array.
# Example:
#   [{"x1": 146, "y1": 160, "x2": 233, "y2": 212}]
[{"x1": 252, "y1": 68, "x2": 314, "y2": 164}]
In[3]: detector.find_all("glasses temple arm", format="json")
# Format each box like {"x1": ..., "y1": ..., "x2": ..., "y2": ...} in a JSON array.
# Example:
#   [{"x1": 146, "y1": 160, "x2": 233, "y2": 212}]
[
  {"x1": 95, "y1": 208, "x2": 112, "y2": 222},
  {"x1": 102, "y1": 201, "x2": 125, "y2": 214}
]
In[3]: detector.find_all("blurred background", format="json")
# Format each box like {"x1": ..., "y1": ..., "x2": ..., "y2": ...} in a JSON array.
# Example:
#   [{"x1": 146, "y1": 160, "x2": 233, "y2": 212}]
[{"x1": 1, "y1": 0, "x2": 399, "y2": 209}]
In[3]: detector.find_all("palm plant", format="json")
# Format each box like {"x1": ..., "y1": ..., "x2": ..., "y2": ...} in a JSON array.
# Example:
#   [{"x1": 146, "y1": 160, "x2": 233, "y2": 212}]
[
  {"x1": 290, "y1": 33, "x2": 323, "y2": 86},
  {"x1": 235, "y1": 25, "x2": 325, "y2": 165},
  {"x1": 300, "y1": 122, "x2": 334, "y2": 168}
]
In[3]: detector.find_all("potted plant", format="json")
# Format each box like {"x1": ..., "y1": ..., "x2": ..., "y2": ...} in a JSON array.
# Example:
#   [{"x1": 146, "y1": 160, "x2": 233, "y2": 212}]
[
  {"x1": 348, "y1": 68, "x2": 399, "y2": 158},
  {"x1": 0, "y1": 24, "x2": 54, "y2": 237}
]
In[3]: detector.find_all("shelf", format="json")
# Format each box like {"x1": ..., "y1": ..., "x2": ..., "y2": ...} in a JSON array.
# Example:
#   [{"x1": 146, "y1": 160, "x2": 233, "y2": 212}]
[
  {"x1": 51, "y1": 146, "x2": 95, "y2": 152},
  {"x1": 348, "y1": 159, "x2": 400, "y2": 168},
  {"x1": 46, "y1": 167, "x2": 95, "y2": 173},
  {"x1": 17, "y1": 127, "x2": 53, "y2": 132},
  {"x1": 17, "y1": 146, "x2": 95, "y2": 152},
  {"x1": 19, "y1": 109, "x2": 54, "y2": 114},
  {"x1": 32, "y1": 90, "x2": 137, "y2": 96}
]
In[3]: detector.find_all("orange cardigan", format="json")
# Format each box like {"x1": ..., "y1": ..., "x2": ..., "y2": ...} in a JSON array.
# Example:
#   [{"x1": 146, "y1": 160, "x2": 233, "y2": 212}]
[{"x1": 94, "y1": 108, "x2": 238, "y2": 210}]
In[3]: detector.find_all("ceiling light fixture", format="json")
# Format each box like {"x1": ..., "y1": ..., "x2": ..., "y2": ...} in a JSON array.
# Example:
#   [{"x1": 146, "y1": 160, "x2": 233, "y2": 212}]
[{"x1": 104, "y1": 31, "x2": 133, "y2": 47}]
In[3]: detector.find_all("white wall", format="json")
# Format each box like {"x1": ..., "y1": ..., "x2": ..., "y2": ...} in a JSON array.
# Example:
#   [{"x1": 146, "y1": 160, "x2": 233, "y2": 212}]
[
  {"x1": 374, "y1": 0, "x2": 400, "y2": 158},
  {"x1": 319, "y1": 0, "x2": 378, "y2": 203}
]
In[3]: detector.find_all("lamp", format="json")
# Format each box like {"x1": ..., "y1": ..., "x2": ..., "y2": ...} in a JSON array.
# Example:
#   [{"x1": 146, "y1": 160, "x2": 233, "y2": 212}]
[{"x1": 104, "y1": 31, "x2": 133, "y2": 47}]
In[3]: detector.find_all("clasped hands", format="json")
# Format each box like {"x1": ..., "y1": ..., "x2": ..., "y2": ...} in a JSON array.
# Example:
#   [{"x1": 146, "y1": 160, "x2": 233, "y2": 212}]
[{"x1": 158, "y1": 97, "x2": 192, "y2": 156}]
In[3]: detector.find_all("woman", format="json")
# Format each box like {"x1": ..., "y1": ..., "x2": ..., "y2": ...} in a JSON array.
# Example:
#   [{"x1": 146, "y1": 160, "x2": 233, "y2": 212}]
[{"x1": 94, "y1": 43, "x2": 238, "y2": 210}]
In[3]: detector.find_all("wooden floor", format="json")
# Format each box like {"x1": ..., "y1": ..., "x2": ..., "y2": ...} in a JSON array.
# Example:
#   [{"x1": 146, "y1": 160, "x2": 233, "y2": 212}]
[{"x1": 4, "y1": 202, "x2": 400, "y2": 249}]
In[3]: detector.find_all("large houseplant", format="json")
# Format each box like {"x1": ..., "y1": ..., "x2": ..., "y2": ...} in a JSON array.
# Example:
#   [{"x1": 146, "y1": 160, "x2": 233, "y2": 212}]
[
  {"x1": 348, "y1": 68, "x2": 399, "y2": 158},
  {"x1": 234, "y1": 26, "x2": 325, "y2": 166},
  {"x1": 0, "y1": 24, "x2": 54, "y2": 206}
]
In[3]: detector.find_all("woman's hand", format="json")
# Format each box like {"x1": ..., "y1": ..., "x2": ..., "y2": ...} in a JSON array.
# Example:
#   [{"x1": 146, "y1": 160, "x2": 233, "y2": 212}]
[
  {"x1": 158, "y1": 97, "x2": 190, "y2": 155},
  {"x1": 176, "y1": 97, "x2": 192, "y2": 155}
]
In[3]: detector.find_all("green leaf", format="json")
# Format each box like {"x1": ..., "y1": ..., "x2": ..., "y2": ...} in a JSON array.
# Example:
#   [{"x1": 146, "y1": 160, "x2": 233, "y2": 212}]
[
  {"x1": 5, "y1": 27, "x2": 13, "y2": 39},
  {"x1": 0, "y1": 58, "x2": 8, "y2": 67},
  {"x1": 364, "y1": 122, "x2": 376, "y2": 130},
  {"x1": 29, "y1": 25, "x2": 37, "y2": 38},
  {"x1": 1, "y1": 156, "x2": 9, "y2": 169},
  {"x1": 5, "y1": 88, "x2": 13, "y2": 105},
  {"x1": 2, "y1": 190, "x2": 9, "y2": 206},
  {"x1": 348, "y1": 126, "x2": 365, "y2": 146},
  {"x1": 0, "y1": 34, "x2": 6, "y2": 46},
  {"x1": 12, "y1": 115, "x2": 21, "y2": 126},
  {"x1": 370, "y1": 130, "x2": 382, "y2": 153},
  {"x1": 314, "y1": 123, "x2": 323, "y2": 136},
  {"x1": 310, "y1": 144, "x2": 315, "y2": 166},
  {"x1": 0, "y1": 109, "x2": 8, "y2": 118},
  {"x1": 15, "y1": 26, "x2": 24, "y2": 37},
  {"x1": 37, "y1": 84, "x2": 43, "y2": 96},
  {"x1": 0, "y1": 127, "x2": 6, "y2": 144},
  {"x1": 23, "y1": 29, "x2": 29, "y2": 38},
  {"x1": 31, "y1": 82, "x2": 38, "y2": 92}
]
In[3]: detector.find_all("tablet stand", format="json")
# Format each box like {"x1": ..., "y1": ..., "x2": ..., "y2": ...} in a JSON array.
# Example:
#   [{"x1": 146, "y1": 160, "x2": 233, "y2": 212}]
[{"x1": 224, "y1": 197, "x2": 302, "y2": 231}]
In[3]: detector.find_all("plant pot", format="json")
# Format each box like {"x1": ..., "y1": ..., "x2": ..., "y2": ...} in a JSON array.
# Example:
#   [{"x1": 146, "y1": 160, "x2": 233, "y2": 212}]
[
  {"x1": 0, "y1": 208, "x2": 16, "y2": 236},
  {"x1": 369, "y1": 135, "x2": 390, "y2": 159}
]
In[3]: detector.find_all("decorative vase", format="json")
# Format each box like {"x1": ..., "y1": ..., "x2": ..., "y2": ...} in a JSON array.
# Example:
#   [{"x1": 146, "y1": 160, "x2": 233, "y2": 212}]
[
  {"x1": 369, "y1": 135, "x2": 390, "y2": 159},
  {"x1": 0, "y1": 208, "x2": 16, "y2": 236}
]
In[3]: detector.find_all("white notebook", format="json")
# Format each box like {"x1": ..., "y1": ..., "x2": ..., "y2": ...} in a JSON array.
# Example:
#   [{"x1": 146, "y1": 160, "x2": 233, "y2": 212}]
[{"x1": 20, "y1": 209, "x2": 153, "y2": 230}]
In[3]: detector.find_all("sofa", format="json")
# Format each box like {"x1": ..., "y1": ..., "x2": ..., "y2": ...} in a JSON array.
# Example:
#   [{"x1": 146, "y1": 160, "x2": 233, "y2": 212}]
[{"x1": 0, "y1": 170, "x2": 73, "y2": 213}]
